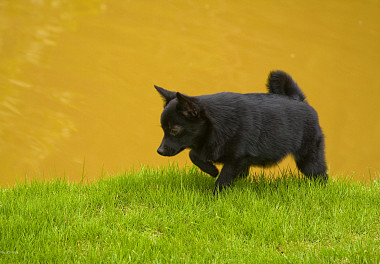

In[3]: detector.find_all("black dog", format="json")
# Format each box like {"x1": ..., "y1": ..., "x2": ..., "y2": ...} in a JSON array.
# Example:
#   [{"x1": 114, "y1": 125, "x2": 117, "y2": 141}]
[{"x1": 155, "y1": 70, "x2": 327, "y2": 193}]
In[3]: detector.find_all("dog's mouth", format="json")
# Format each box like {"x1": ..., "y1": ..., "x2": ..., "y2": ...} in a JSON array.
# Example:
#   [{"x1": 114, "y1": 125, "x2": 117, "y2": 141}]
[{"x1": 157, "y1": 146, "x2": 186, "y2": 156}]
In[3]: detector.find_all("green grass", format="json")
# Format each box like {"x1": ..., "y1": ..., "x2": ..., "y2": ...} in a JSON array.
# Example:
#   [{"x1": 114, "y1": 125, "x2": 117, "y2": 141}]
[{"x1": 1, "y1": 165, "x2": 379, "y2": 263}]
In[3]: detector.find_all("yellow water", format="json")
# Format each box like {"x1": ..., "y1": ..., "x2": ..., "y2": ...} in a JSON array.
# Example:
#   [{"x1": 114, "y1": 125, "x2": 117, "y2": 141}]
[{"x1": 1, "y1": 0, "x2": 379, "y2": 186}]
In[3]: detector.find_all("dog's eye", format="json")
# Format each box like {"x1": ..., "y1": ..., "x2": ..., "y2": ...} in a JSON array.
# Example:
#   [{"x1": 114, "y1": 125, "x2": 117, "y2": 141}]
[{"x1": 169, "y1": 126, "x2": 182, "y2": 137}]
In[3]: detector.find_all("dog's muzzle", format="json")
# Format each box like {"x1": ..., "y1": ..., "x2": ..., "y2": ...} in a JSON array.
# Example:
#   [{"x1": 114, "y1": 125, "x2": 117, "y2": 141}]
[
  {"x1": 157, "y1": 146, "x2": 168, "y2": 156},
  {"x1": 157, "y1": 143, "x2": 185, "y2": 156}
]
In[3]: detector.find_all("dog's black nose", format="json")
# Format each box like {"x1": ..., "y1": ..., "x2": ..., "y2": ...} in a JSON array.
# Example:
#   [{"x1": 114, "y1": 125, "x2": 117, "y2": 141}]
[{"x1": 157, "y1": 147, "x2": 165, "y2": 156}]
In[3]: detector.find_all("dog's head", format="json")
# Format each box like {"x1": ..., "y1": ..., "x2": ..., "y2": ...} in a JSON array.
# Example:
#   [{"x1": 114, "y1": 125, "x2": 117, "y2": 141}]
[{"x1": 155, "y1": 85, "x2": 207, "y2": 156}]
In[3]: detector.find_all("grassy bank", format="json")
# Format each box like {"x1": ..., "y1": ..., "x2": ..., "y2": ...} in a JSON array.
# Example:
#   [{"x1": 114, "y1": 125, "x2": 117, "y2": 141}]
[{"x1": 1, "y1": 166, "x2": 379, "y2": 263}]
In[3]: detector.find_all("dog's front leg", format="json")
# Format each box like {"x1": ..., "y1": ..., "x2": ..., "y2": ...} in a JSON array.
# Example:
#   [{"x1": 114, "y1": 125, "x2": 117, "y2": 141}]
[
  {"x1": 214, "y1": 162, "x2": 246, "y2": 195},
  {"x1": 189, "y1": 150, "x2": 219, "y2": 177}
]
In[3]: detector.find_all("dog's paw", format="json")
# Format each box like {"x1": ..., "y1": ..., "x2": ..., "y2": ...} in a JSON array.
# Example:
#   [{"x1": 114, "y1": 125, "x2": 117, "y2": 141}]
[
  {"x1": 213, "y1": 179, "x2": 231, "y2": 195},
  {"x1": 198, "y1": 163, "x2": 219, "y2": 177},
  {"x1": 208, "y1": 166, "x2": 219, "y2": 177}
]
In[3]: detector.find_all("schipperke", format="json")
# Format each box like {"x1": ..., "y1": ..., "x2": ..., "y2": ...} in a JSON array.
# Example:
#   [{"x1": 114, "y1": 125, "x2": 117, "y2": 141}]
[{"x1": 155, "y1": 70, "x2": 327, "y2": 194}]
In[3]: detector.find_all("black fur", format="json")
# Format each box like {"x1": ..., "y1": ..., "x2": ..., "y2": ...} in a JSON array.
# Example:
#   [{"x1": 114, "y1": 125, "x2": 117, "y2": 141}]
[
  {"x1": 155, "y1": 71, "x2": 327, "y2": 194},
  {"x1": 267, "y1": 70, "x2": 306, "y2": 101}
]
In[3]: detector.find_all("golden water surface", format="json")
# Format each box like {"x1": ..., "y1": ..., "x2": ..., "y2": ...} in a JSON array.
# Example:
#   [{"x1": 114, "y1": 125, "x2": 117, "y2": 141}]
[{"x1": 1, "y1": 0, "x2": 379, "y2": 186}]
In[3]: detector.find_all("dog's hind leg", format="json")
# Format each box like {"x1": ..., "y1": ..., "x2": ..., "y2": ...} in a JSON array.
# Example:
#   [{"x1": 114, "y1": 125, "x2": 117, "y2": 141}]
[
  {"x1": 295, "y1": 136, "x2": 328, "y2": 182},
  {"x1": 189, "y1": 150, "x2": 219, "y2": 177}
]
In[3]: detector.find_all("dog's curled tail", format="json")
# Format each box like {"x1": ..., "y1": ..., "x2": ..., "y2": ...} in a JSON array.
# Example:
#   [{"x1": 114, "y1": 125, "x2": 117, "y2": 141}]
[{"x1": 266, "y1": 70, "x2": 306, "y2": 101}]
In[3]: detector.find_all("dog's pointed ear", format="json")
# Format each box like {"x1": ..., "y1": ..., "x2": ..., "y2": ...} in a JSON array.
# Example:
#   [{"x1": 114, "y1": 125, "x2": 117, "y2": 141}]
[
  {"x1": 154, "y1": 85, "x2": 176, "y2": 106},
  {"x1": 176, "y1": 92, "x2": 200, "y2": 118}
]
